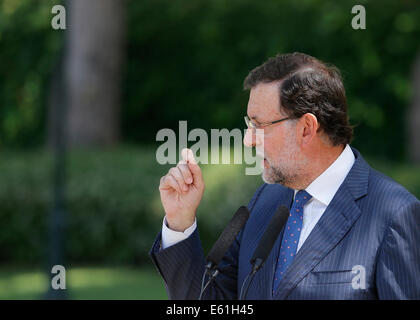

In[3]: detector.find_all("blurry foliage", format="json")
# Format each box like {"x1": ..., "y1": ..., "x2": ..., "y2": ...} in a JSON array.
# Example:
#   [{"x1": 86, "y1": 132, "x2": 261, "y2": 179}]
[
  {"x1": 0, "y1": 1, "x2": 418, "y2": 159},
  {"x1": 0, "y1": 0, "x2": 62, "y2": 148},
  {"x1": 0, "y1": 147, "x2": 262, "y2": 264},
  {"x1": 123, "y1": 0, "x2": 420, "y2": 160},
  {"x1": 0, "y1": 147, "x2": 419, "y2": 265}
]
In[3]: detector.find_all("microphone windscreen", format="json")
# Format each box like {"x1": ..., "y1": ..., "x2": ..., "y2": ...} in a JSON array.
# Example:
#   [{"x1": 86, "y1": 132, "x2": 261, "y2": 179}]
[
  {"x1": 206, "y1": 206, "x2": 250, "y2": 267},
  {"x1": 250, "y1": 205, "x2": 289, "y2": 265}
]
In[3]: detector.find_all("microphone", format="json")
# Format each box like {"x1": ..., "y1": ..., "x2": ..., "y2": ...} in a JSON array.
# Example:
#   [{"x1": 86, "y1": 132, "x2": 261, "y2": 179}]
[
  {"x1": 239, "y1": 205, "x2": 289, "y2": 300},
  {"x1": 198, "y1": 206, "x2": 250, "y2": 300},
  {"x1": 206, "y1": 206, "x2": 250, "y2": 268}
]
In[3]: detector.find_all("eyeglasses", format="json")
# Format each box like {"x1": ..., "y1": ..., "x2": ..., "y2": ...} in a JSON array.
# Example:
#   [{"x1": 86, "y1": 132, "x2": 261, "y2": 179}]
[{"x1": 244, "y1": 115, "x2": 290, "y2": 130}]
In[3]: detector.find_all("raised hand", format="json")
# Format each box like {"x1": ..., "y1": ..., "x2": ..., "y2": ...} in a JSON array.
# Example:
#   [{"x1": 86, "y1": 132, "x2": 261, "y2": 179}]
[{"x1": 159, "y1": 148, "x2": 205, "y2": 232}]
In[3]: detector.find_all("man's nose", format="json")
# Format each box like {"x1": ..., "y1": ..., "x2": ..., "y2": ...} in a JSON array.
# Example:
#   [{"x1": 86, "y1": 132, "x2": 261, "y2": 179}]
[{"x1": 243, "y1": 128, "x2": 262, "y2": 147}]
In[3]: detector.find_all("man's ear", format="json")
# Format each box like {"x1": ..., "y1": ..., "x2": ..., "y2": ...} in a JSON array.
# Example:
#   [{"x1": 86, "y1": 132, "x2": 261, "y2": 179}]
[{"x1": 301, "y1": 113, "x2": 318, "y2": 144}]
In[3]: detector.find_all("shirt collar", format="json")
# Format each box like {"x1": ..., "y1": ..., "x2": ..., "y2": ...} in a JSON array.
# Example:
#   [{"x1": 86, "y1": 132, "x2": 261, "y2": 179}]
[{"x1": 297, "y1": 144, "x2": 355, "y2": 206}]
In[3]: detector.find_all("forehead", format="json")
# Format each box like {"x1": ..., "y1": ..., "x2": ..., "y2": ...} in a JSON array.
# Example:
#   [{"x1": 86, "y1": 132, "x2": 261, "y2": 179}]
[{"x1": 247, "y1": 81, "x2": 284, "y2": 120}]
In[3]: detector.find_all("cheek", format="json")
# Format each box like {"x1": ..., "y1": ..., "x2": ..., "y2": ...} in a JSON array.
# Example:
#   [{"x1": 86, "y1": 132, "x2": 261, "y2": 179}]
[
  {"x1": 262, "y1": 139, "x2": 279, "y2": 161},
  {"x1": 264, "y1": 133, "x2": 283, "y2": 151}
]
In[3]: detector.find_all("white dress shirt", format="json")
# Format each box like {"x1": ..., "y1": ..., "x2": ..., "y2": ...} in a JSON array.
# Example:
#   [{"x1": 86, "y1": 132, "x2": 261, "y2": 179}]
[{"x1": 161, "y1": 144, "x2": 355, "y2": 250}]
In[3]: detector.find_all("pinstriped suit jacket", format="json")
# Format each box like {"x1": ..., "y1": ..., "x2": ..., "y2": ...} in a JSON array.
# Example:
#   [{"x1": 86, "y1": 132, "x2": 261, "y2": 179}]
[{"x1": 149, "y1": 147, "x2": 420, "y2": 299}]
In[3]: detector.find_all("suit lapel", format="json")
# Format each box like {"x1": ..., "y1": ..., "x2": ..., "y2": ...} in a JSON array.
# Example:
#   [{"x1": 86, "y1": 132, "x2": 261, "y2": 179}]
[{"x1": 273, "y1": 147, "x2": 370, "y2": 300}]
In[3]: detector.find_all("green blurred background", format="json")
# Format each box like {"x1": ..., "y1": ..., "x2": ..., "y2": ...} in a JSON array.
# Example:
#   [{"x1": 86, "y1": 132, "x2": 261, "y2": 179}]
[{"x1": 0, "y1": 0, "x2": 419, "y2": 299}]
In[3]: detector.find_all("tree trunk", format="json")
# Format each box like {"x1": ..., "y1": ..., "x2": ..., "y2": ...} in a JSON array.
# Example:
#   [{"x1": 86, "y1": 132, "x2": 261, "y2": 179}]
[
  {"x1": 408, "y1": 51, "x2": 420, "y2": 163},
  {"x1": 62, "y1": 0, "x2": 126, "y2": 147}
]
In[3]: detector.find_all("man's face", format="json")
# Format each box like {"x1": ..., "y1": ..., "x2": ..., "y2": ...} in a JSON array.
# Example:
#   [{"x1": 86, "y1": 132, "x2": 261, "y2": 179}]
[{"x1": 244, "y1": 82, "x2": 306, "y2": 186}]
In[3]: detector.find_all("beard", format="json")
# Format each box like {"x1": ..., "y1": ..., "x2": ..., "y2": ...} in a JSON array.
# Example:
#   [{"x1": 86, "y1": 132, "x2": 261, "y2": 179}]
[
  {"x1": 261, "y1": 131, "x2": 305, "y2": 187},
  {"x1": 262, "y1": 163, "x2": 296, "y2": 185}
]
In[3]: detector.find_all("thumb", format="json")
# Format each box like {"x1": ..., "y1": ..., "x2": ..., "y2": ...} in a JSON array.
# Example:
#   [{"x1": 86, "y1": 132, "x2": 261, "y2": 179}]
[{"x1": 182, "y1": 148, "x2": 203, "y2": 186}]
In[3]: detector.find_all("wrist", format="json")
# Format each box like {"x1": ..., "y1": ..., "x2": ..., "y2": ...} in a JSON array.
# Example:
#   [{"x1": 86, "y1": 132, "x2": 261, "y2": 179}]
[{"x1": 165, "y1": 216, "x2": 195, "y2": 232}]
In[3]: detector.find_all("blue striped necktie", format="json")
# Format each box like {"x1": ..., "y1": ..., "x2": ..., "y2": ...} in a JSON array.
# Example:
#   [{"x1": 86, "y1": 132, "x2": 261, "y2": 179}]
[{"x1": 273, "y1": 190, "x2": 312, "y2": 293}]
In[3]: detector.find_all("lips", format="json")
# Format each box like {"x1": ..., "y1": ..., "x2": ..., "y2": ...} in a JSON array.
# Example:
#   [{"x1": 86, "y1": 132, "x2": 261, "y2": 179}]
[
  {"x1": 259, "y1": 157, "x2": 268, "y2": 169},
  {"x1": 256, "y1": 150, "x2": 267, "y2": 168}
]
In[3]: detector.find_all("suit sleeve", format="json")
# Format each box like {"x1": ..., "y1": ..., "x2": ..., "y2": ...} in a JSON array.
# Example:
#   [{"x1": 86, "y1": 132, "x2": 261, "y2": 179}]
[
  {"x1": 149, "y1": 227, "x2": 240, "y2": 299},
  {"x1": 376, "y1": 199, "x2": 420, "y2": 299},
  {"x1": 148, "y1": 184, "x2": 266, "y2": 300}
]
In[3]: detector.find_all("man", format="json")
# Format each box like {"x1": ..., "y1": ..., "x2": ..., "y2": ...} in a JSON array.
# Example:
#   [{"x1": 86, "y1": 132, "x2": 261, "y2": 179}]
[{"x1": 149, "y1": 52, "x2": 420, "y2": 299}]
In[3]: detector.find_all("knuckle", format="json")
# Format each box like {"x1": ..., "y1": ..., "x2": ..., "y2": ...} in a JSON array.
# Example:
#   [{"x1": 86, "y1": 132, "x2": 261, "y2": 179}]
[
  {"x1": 173, "y1": 167, "x2": 182, "y2": 177},
  {"x1": 179, "y1": 165, "x2": 191, "y2": 177},
  {"x1": 168, "y1": 177, "x2": 179, "y2": 189}
]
